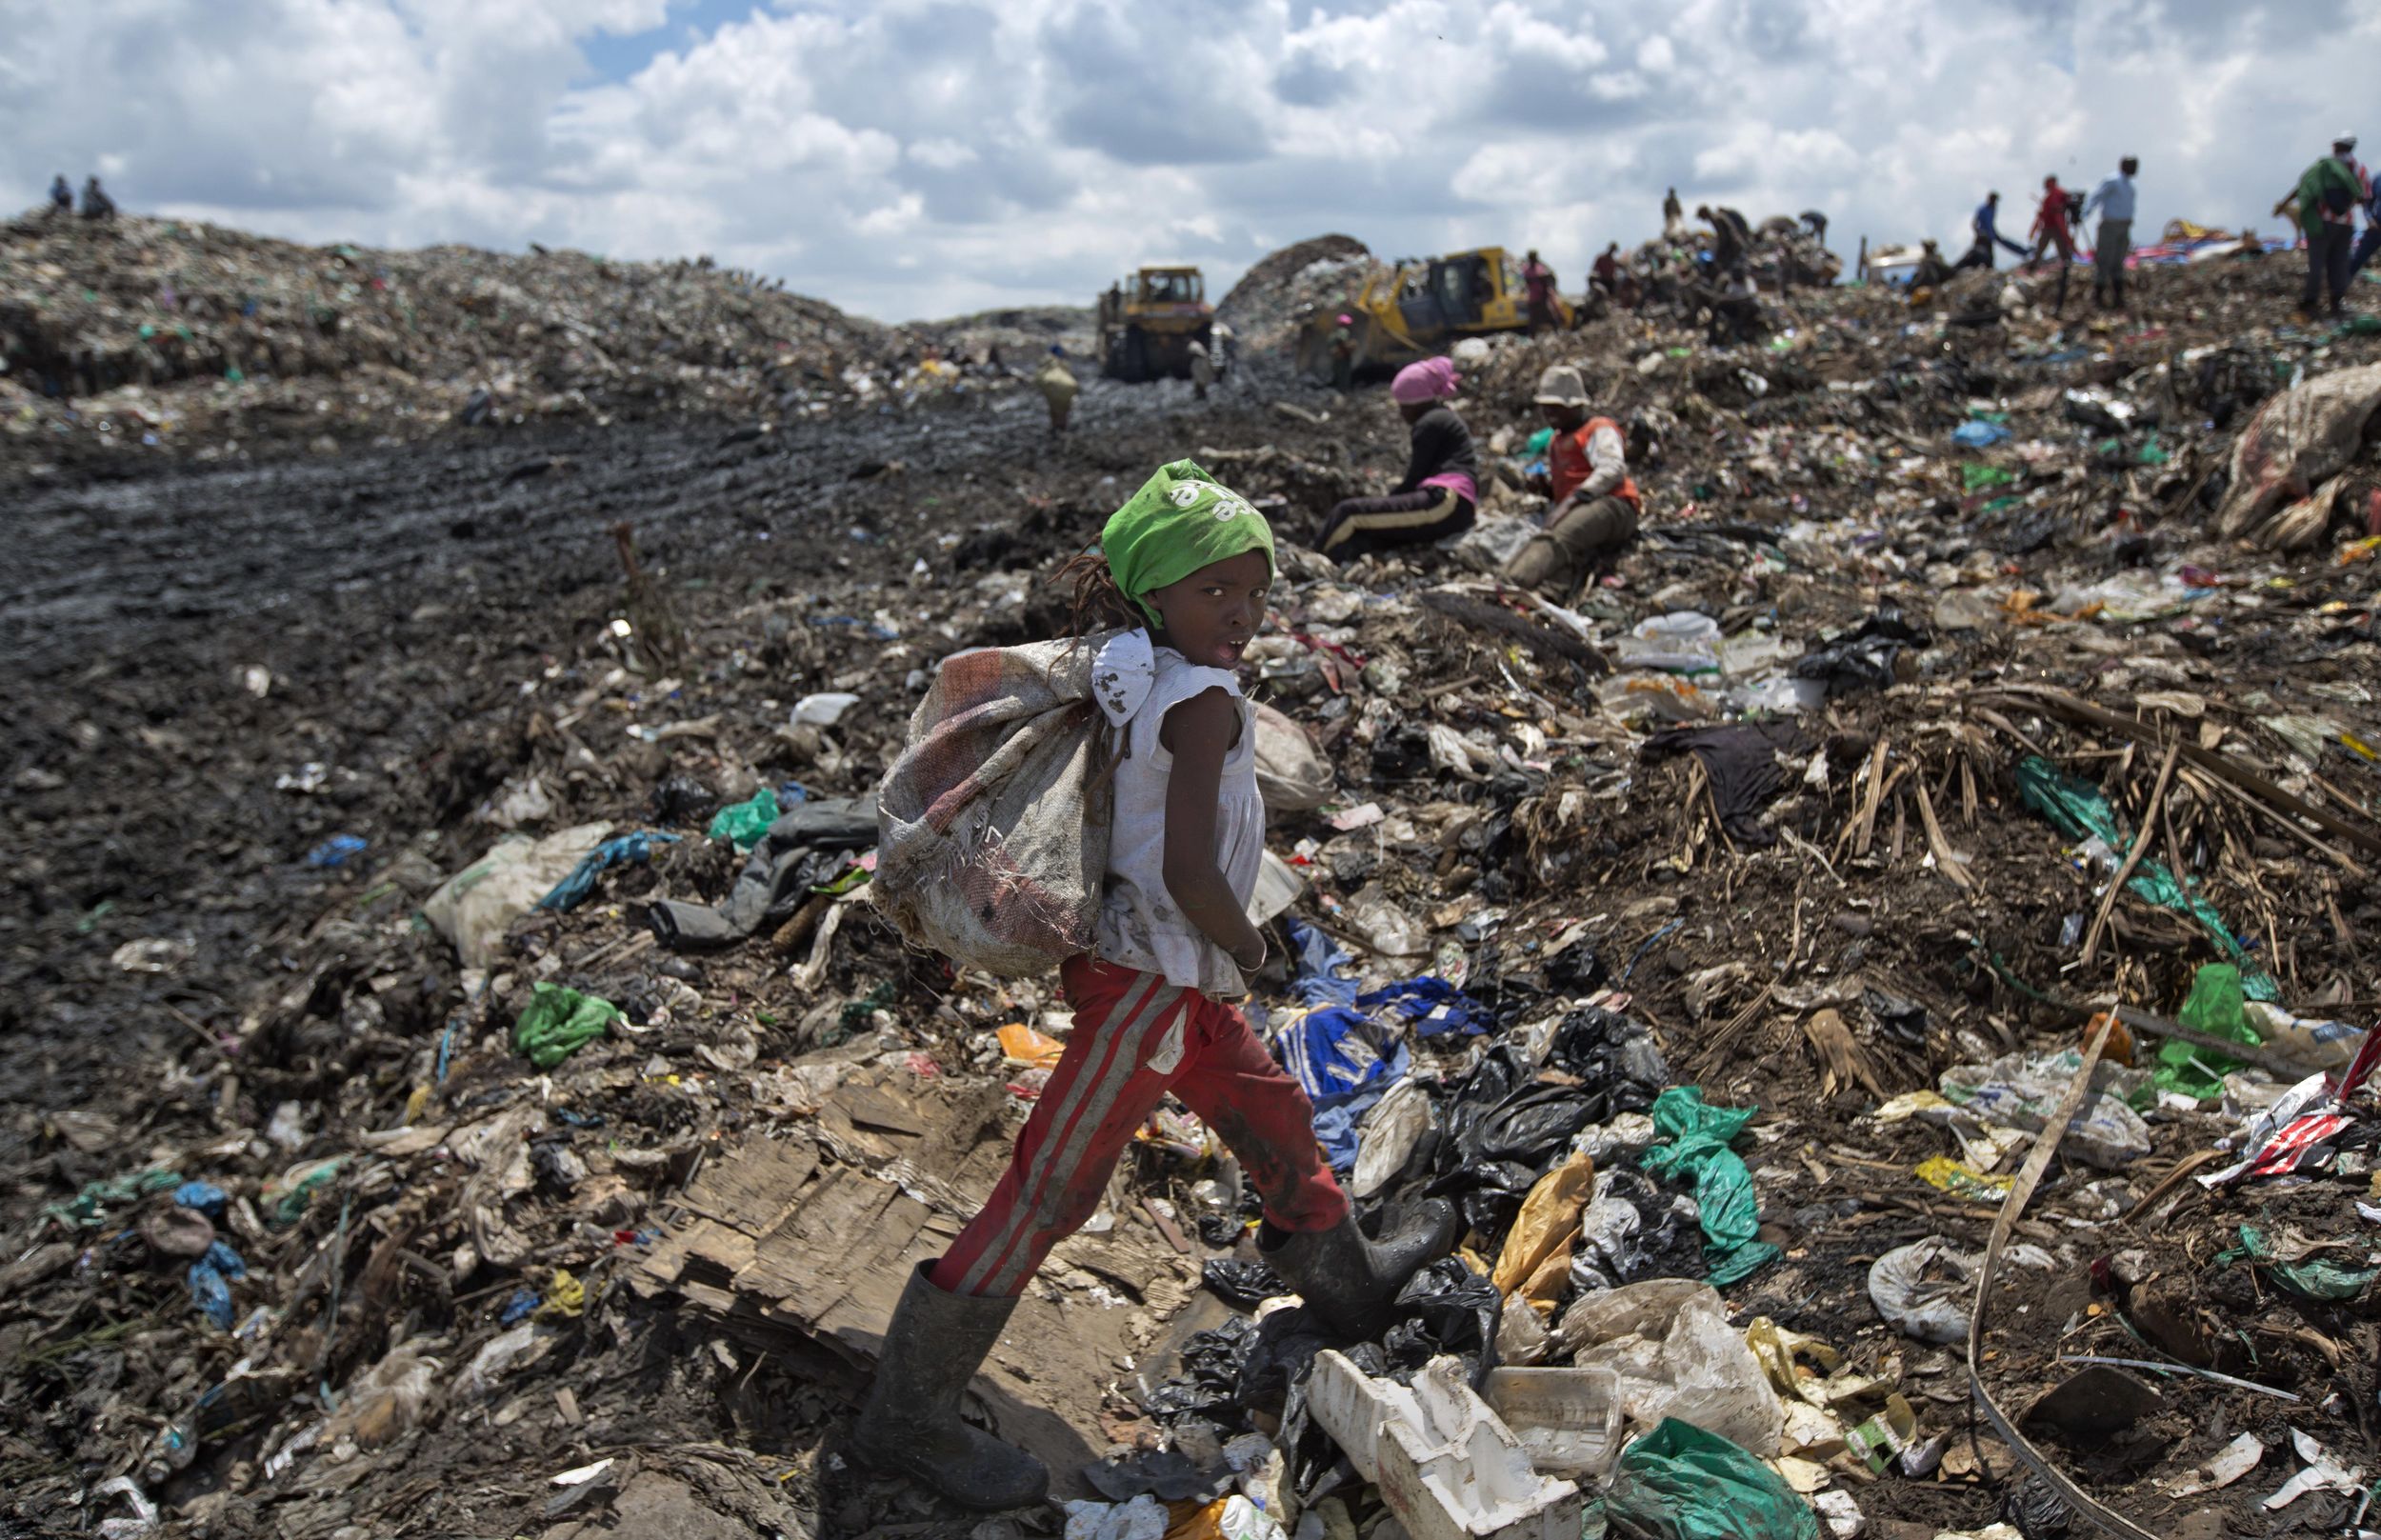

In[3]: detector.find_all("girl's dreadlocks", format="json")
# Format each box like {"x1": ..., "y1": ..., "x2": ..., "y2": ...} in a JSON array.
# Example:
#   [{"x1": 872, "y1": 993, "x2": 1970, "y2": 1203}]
[{"x1": 1050, "y1": 548, "x2": 1139, "y2": 637}]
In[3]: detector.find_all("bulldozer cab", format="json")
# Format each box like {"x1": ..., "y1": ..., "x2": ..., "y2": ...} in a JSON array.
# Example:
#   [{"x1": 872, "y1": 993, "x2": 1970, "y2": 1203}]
[{"x1": 1134, "y1": 267, "x2": 1204, "y2": 307}]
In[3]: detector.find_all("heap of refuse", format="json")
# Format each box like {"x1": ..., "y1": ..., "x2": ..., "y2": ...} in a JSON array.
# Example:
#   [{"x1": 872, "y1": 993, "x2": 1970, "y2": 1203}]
[
  {"x1": 5, "y1": 224, "x2": 2381, "y2": 1539},
  {"x1": 0, "y1": 212, "x2": 912, "y2": 474}
]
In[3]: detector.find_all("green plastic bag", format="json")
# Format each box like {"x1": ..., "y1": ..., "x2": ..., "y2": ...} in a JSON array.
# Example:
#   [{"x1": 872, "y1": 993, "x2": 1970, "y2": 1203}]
[
  {"x1": 513, "y1": 983, "x2": 621, "y2": 1070},
  {"x1": 2221, "y1": 1226, "x2": 2378, "y2": 1302},
  {"x1": 2156, "y1": 963, "x2": 2264, "y2": 1099},
  {"x1": 1640, "y1": 1088, "x2": 1778, "y2": 1287},
  {"x1": 1525, "y1": 426, "x2": 1553, "y2": 455},
  {"x1": 1960, "y1": 462, "x2": 2015, "y2": 490},
  {"x1": 2014, "y1": 757, "x2": 2278, "y2": 1000},
  {"x1": 707, "y1": 787, "x2": 780, "y2": 850},
  {"x1": 1603, "y1": 1419, "x2": 1819, "y2": 1540}
]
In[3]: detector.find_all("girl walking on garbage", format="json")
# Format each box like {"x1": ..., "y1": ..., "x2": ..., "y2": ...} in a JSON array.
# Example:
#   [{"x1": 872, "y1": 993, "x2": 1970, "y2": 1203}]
[
  {"x1": 852, "y1": 461, "x2": 1456, "y2": 1510},
  {"x1": 1315, "y1": 356, "x2": 1479, "y2": 563}
]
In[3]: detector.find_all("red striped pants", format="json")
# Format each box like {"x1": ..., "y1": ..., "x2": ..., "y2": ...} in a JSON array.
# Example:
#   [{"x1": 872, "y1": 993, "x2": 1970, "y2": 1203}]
[{"x1": 933, "y1": 954, "x2": 1349, "y2": 1298}]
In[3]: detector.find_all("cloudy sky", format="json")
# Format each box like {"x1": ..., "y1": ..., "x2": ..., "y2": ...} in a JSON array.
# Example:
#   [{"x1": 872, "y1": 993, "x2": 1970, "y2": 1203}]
[{"x1": 4, "y1": 0, "x2": 2374, "y2": 321}]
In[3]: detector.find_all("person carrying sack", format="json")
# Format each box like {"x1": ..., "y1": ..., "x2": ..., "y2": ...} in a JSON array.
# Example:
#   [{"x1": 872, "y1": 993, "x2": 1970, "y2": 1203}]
[
  {"x1": 1501, "y1": 364, "x2": 1641, "y2": 598},
  {"x1": 853, "y1": 460, "x2": 1456, "y2": 1510}
]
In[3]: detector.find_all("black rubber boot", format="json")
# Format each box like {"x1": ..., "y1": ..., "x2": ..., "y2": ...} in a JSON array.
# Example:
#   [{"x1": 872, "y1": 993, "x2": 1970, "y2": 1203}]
[
  {"x1": 850, "y1": 1260, "x2": 1049, "y2": 1510},
  {"x1": 1259, "y1": 1199, "x2": 1459, "y2": 1340}
]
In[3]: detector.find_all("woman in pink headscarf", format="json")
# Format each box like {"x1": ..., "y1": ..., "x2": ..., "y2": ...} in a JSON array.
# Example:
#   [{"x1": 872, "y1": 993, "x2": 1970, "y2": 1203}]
[{"x1": 1314, "y1": 355, "x2": 1479, "y2": 564}]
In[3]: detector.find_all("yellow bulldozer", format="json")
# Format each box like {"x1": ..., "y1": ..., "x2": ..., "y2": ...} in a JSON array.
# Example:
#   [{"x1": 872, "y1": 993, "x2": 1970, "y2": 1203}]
[
  {"x1": 1294, "y1": 246, "x2": 1571, "y2": 381},
  {"x1": 1097, "y1": 264, "x2": 1213, "y2": 383}
]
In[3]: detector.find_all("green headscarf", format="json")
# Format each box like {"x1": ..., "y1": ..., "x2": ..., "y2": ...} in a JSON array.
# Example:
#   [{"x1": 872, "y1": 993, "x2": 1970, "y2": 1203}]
[{"x1": 1100, "y1": 459, "x2": 1275, "y2": 630}]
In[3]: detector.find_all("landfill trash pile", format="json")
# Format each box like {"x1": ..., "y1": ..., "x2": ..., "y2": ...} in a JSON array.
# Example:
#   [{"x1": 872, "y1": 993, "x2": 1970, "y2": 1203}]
[
  {"x1": 0, "y1": 212, "x2": 922, "y2": 478},
  {"x1": 2, "y1": 222, "x2": 2379, "y2": 1540},
  {"x1": 1216, "y1": 233, "x2": 1374, "y2": 357}
]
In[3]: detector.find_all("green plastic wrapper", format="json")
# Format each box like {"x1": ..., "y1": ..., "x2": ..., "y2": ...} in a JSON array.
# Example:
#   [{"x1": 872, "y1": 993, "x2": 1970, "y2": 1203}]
[
  {"x1": 2222, "y1": 1226, "x2": 2379, "y2": 1301},
  {"x1": 1602, "y1": 1418, "x2": 1820, "y2": 1540},
  {"x1": 514, "y1": 983, "x2": 621, "y2": 1070},
  {"x1": 708, "y1": 787, "x2": 780, "y2": 850},
  {"x1": 1960, "y1": 462, "x2": 2015, "y2": 490},
  {"x1": 1640, "y1": 1088, "x2": 1778, "y2": 1287},
  {"x1": 2156, "y1": 963, "x2": 2265, "y2": 1099},
  {"x1": 2014, "y1": 757, "x2": 2278, "y2": 1001}
]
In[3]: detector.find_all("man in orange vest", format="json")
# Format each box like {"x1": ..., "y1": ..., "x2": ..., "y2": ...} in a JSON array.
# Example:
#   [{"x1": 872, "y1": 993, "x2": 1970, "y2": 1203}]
[{"x1": 1502, "y1": 364, "x2": 1641, "y2": 596}]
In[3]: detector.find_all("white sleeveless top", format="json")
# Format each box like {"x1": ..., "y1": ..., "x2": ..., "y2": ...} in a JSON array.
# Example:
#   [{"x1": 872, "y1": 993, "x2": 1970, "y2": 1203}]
[{"x1": 1090, "y1": 634, "x2": 1265, "y2": 998}]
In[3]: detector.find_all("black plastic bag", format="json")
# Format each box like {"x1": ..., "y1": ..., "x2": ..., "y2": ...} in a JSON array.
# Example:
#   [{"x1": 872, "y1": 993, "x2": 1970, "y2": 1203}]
[
  {"x1": 1863, "y1": 986, "x2": 1929, "y2": 1046},
  {"x1": 1791, "y1": 610, "x2": 1930, "y2": 698},
  {"x1": 1382, "y1": 1257, "x2": 1501, "y2": 1387},
  {"x1": 1201, "y1": 1258, "x2": 1289, "y2": 1310}
]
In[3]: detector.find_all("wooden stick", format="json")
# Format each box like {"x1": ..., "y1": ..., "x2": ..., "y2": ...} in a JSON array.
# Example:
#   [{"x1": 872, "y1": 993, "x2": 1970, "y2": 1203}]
[
  {"x1": 1853, "y1": 737, "x2": 1890, "y2": 858},
  {"x1": 2080, "y1": 736, "x2": 2178, "y2": 967},
  {"x1": 1913, "y1": 776, "x2": 1978, "y2": 891}
]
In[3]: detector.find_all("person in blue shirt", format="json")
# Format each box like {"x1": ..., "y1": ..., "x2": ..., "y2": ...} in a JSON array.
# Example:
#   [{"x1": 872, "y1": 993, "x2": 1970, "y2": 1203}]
[
  {"x1": 1953, "y1": 192, "x2": 2030, "y2": 272},
  {"x1": 47, "y1": 174, "x2": 71, "y2": 217},
  {"x1": 2081, "y1": 157, "x2": 2140, "y2": 310}
]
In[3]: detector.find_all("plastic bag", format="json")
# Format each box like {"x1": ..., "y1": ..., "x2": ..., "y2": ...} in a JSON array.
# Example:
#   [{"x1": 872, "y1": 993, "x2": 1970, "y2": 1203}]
[
  {"x1": 1351, "y1": 1078, "x2": 1436, "y2": 1199},
  {"x1": 1868, "y1": 1236, "x2": 1975, "y2": 1344},
  {"x1": 1491, "y1": 1150, "x2": 1596, "y2": 1311},
  {"x1": 1638, "y1": 1087, "x2": 1777, "y2": 1286},
  {"x1": 707, "y1": 787, "x2": 780, "y2": 848},
  {"x1": 513, "y1": 984, "x2": 620, "y2": 1070},
  {"x1": 1253, "y1": 702, "x2": 1333, "y2": 814},
  {"x1": 2158, "y1": 963, "x2": 2260, "y2": 1098},
  {"x1": 421, "y1": 822, "x2": 611, "y2": 970},
  {"x1": 1383, "y1": 1257, "x2": 1500, "y2": 1384},
  {"x1": 1603, "y1": 1418, "x2": 1820, "y2": 1540},
  {"x1": 1616, "y1": 612, "x2": 1724, "y2": 674},
  {"x1": 1791, "y1": 610, "x2": 1927, "y2": 697},
  {"x1": 1555, "y1": 1279, "x2": 1784, "y2": 1456}
]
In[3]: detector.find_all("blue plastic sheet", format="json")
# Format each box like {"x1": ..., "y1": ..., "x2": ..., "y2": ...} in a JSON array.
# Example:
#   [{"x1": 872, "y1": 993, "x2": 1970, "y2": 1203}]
[
  {"x1": 1278, "y1": 1006, "x2": 1411, "y2": 1171},
  {"x1": 537, "y1": 830, "x2": 680, "y2": 911},
  {"x1": 1951, "y1": 420, "x2": 2011, "y2": 448}
]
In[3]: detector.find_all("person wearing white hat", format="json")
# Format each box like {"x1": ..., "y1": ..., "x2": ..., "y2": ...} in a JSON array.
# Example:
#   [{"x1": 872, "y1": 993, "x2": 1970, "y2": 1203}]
[{"x1": 1501, "y1": 364, "x2": 1641, "y2": 596}]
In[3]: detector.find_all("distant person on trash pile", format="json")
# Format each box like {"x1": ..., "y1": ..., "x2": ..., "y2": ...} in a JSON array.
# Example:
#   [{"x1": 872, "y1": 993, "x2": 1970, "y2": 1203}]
[
  {"x1": 1501, "y1": 364, "x2": 1641, "y2": 598},
  {"x1": 1663, "y1": 186, "x2": 1687, "y2": 241},
  {"x1": 2028, "y1": 174, "x2": 2081, "y2": 314},
  {"x1": 1953, "y1": 190, "x2": 2030, "y2": 271},
  {"x1": 1520, "y1": 248, "x2": 1560, "y2": 334},
  {"x1": 2081, "y1": 155, "x2": 2139, "y2": 310},
  {"x1": 852, "y1": 461, "x2": 1457, "y2": 1512},
  {"x1": 1315, "y1": 356, "x2": 1478, "y2": 563},
  {"x1": 1032, "y1": 346, "x2": 1076, "y2": 433},
  {"x1": 78, "y1": 175, "x2": 115, "y2": 220},
  {"x1": 1801, "y1": 209, "x2": 1830, "y2": 247},
  {"x1": 46, "y1": 174, "x2": 71, "y2": 218},
  {"x1": 1697, "y1": 204, "x2": 1752, "y2": 274},
  {"x1": 1909, "y1": 238, "x2": 1954, "y2": 292},
  {"x1": 1189, "y1": 336, "x2": 1215, "y2": 401},
  {"x1": 1705, "y1": 266, "x2": 1764, "y2": 345},
  {"x1": 1591, "y1": 242, "x2": 1623, "y2": 298},
  {"x1": 2276, "y1": 133, "x2": 2369, "y2": 319},
  {"x1": 1329, "y1": 311, "x2": 1357, "y2": 390}
]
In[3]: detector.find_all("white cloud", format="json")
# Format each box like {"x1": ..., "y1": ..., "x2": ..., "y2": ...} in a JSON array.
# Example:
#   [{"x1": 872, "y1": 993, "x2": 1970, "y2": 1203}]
[{"x1": 2, "y1": 0, "x2": 2376, "y2": 319}]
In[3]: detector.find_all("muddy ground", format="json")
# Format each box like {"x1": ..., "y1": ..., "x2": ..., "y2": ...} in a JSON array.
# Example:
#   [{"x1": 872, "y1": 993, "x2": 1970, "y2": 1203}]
[{"x1": 6, "y1": 250, "x2": 2381, "y2": 1540}]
